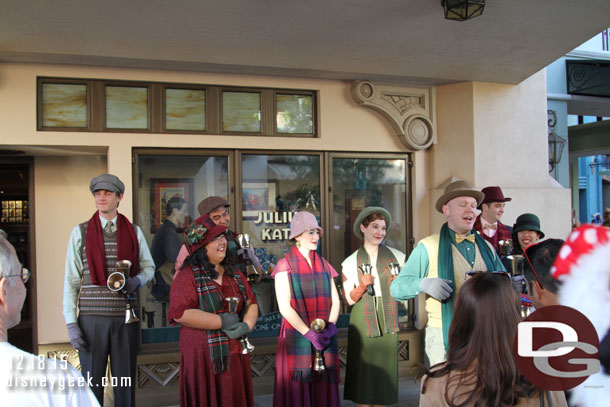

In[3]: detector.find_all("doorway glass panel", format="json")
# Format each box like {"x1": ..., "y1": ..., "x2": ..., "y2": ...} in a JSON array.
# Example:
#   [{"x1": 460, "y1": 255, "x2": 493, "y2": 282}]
[
  {"x1": 240, "y1": 153, "x2": 321, "y2": 316},
  {"x1": 136, "y1": 153, "x2": 229, "y2": 341}
]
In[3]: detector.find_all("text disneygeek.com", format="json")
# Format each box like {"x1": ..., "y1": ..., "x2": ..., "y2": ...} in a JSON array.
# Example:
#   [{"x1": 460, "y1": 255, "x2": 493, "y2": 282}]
[{"x1": 8, "y1": 355, "x2": 131, "y2": 391}]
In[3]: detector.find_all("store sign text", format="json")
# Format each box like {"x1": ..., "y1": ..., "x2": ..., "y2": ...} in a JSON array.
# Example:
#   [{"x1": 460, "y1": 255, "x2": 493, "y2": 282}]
[{"x1": 253, "y1": 211, "x2": 295, "y2": 241}]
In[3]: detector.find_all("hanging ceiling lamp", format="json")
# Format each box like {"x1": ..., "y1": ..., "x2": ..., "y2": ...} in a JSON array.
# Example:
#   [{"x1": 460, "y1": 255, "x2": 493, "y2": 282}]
[{"x1": 442, "y1": 0, "x2": 485, "y2": 21}]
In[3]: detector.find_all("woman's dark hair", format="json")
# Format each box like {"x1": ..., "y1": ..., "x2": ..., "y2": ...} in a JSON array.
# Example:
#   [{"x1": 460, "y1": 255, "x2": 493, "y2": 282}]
[
  {"x1": 361, "y1": 212, "x2": 387, "y2": 228},
  {"x1": 181, "y1": 236, "x2": 235, "y2": 279},
  {"x1": 512, "y1": 230, "x2": 542, "y2": 255},
  {"x1": 421, "y1": 273, "x2": 538, "y2": 406}
]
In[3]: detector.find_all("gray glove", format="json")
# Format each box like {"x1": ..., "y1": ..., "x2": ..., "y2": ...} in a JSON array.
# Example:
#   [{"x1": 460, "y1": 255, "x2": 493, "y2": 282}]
[
  {"x1": 222, "y1": 322, "x2": 250, "y2": 339},
  {"x1": 220, "y1": 313, "x2": 240, "y2": 329},
  {"x1": 67, "y1": 323, "x2": 89, "y2": 352},
  {"x1": 420, "y1": 277, "x2": 453, "y2": 301},
  {"x1": 237, "y1": 246, "x2": 261, "y2": 267},
  {"x1": 125, "y1": 276, "x2": 141, "y2": 293}
]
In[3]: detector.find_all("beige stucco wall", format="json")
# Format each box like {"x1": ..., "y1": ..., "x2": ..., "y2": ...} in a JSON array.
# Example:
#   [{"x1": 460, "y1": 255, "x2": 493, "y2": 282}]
[
  {"x1": 0, "y1": 62, "x2": 571, "y2": 345},
  {"x1": 33, "y1": 155, "x2": 107, "y2": 344},
  {"x1": 432, "y1": 71, "x2": 571, "y2": 240}
]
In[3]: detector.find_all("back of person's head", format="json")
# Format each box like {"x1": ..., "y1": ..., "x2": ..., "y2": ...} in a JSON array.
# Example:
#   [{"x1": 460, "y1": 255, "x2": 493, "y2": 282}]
[
  {"x1": 165, "y1": 196, "x2": 186, "y2": 216},
  {"x1": 0, "y1": 233, "x2": 16, "y2": 286},
  {"x1": 429, "y1": 273, "x2": 536, "y2": 406},
  {"x1": 523, "y1": 239, "x2": 564, "y2": 294}
]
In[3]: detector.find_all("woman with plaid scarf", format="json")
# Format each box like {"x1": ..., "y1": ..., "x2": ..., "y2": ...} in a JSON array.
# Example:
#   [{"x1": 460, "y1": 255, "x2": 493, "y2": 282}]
[
  {"x1": 342, "y1": 207, "x2": 405, "y2": 406},
  {"x1": 168, "y1": 214, "x2": 259, "y2": 406},
  {"x1": 272, "y1": 211, "x2": 341, "y2": 407}
]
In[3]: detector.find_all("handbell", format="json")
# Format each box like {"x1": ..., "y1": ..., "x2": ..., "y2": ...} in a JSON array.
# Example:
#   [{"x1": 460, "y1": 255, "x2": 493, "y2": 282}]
[
  {"x1": 310, "y1": 318, "x2": 326, "y2": 372},
  {"x1": 239, "y1": 337, "x2": 255, "y2": 354},
  {"x1": 236, "y1": 234, "x2": 260, "y2": 283},
  {"x1": 107, "y1": 271, "x2": 126, "y2": 292},
  {"x1": 125, "y1": 300, "x2": 140, "y2": 324},
  {"x1": 358, "y1": 264, "x2": 375, "y2": 296}
]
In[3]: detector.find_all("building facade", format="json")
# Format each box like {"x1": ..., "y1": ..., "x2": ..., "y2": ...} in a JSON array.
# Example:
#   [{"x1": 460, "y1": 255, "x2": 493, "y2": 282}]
[{"x1": 1, "y1": 61, "x2": 572, "y2": 402}]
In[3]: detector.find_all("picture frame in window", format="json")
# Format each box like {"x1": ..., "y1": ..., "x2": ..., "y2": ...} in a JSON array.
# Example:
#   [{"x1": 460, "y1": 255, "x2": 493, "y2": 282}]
[
  {"x1": 242, "y1": 182, "x2": 277, "y2": 219},
  {"x1": 150, "y1": 178, "x2": 194, "y2": 234}
]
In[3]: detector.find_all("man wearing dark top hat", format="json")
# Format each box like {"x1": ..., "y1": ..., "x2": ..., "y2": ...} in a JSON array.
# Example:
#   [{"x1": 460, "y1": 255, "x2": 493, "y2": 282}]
[
  {"x1": 473, "y1": 186, "x2": 513, "y2": 254},
  {"x1": 63, "y1": 173, "x2": 155, "y2": 406},
  {"x1": 391, "y1": 179, "x2": 505, "y2": 366}
]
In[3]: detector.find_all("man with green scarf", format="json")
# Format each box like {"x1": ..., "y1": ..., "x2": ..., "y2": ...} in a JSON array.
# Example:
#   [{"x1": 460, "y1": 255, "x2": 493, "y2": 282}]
[{"x1": 390, "y1": 179, "x2": 505, "y2": 366}]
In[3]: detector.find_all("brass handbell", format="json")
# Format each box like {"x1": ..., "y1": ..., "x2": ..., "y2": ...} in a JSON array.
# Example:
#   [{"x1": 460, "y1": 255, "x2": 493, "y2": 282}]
[
  {"x1": 236, "y1": 234, "x2": 260, "y2": 283},
  {"x1": 108, "y1": 260, "x2": 140, "y2": 324},
  {"x1": 225, "y1": 297, "x2": 255, "y2": 354},
  {"x1": 311, "y1": 318, "x2": 326, "y2": 372}
]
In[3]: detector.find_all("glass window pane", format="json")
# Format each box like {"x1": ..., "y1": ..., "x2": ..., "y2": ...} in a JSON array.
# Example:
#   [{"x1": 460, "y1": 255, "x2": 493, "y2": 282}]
[
  {"x1": 222, "y1": 91, "x2": 261, "y2": 132},
  {"x1": 41, "y1": 83, "x2": 87, "y2": 127},
  {"x1": 276, "y1": 94, "x2": 313, "y2": 134},
  {"x1": 330, "y1": 157, "x2": 410, "y2": 322},
  {"x1": 136, "y1": 154, "x2": 229, "y2": 342},
  {"x1": 165, "y1": 88, "x2": 206, "y2": 131},
  {"x1": 241, "y1": 154, "x2": 320, "y2": 319},
  {"x1": 106, "y1": 86, "x2": 148, "y2": 129}
]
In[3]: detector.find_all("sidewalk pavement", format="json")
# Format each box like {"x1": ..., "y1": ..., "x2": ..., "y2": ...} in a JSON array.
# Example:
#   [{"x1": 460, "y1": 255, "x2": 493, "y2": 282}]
[{"x1": 253, "y1": 375, "x2": 421, "y2": 406}]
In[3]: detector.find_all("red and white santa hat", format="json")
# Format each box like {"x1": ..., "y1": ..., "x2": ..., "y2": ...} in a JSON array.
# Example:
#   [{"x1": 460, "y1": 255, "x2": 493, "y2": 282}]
[
  {"x1": 552, "y1": 224, "x2": 610, "y2": 280},
  {"x1": 553, "y1": 224, "x2": 610, "y2": 407}
]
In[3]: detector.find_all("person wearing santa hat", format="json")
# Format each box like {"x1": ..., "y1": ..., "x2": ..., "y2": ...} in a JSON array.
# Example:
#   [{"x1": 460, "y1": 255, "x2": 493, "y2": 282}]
[{"x1": 552, "y1": 224, "x2": 610, "y2": 407}]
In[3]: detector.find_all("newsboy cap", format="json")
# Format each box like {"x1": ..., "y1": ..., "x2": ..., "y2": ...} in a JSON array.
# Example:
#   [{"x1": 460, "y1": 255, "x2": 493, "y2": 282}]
[
  {"x1": 197, "y1": 196, "x2": 230, "y2": 216},
  {"x1": 89, "y1": 174, "x2": 125, "y2": 195}
]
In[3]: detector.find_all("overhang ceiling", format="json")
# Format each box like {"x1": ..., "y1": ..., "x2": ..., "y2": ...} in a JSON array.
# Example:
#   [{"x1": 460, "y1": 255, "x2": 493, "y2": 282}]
[{"x1": 1, "y1": 1, "x2": 610, "y2": 86}]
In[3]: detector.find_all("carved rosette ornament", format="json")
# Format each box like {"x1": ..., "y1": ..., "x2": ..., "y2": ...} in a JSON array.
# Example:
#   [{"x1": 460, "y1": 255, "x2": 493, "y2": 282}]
[{"x1": 351, "y1": 80, "x2": 435, "y2": 150}]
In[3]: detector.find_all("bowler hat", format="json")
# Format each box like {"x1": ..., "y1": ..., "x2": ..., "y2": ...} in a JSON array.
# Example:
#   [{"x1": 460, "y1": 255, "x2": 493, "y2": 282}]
[
  {"x1": 184, "y1": 214, "x2": 228, "y2": 254},
  {"x1": 479, "y1": 186, "x2": 511, "y2": 207},
  {"x1": 353, "y1": 207, "x2": 392, "y2": 240},
  {"x1": 289, "y1": 211, "x2": 323, "y2": 240},
  {"x1": 435, "y1": 179, "x2": 484, "y2": 213},
  {"x1": 197, "y1": 196, "x2": 230, "y2": 216},
  {"x1": 513, "y1": 213, "x2": 544, "y2": 238},
  {"x1": 89, "y1": 173, "x2": 125, "y2": 195}
]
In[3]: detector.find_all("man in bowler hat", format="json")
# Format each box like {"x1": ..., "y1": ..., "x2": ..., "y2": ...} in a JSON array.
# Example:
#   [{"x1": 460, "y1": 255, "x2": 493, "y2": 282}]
[
  {"x1": 63, "y1": 173, "x2": 155, "y2": 406},
  {"x1": 473, "y1": 186, "x2": 513, "y2": 254},
  {"x1": 391, "y1": 179, "x2": 505, "y2": 366}
]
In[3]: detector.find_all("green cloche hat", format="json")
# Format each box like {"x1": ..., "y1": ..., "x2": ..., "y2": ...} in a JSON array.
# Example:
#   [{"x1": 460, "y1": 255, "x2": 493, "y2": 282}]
[{"x1": 353, "y1": 207, "x2": 392, "y2": 240}]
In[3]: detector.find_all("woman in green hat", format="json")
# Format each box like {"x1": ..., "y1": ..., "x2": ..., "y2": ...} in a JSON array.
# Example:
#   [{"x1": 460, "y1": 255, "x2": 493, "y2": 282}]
[
  {"x1": 341, "y1": 207, "x2": 405, "y2": 406},
  {"x1": 512, "y1": 213, "x2": 545, "y2": 255}
]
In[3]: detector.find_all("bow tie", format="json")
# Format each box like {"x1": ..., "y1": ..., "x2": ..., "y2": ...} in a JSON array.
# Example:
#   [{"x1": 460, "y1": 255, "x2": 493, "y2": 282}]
[
  {"x1": 455, "y1": 233, "x2": 476, "y2": 243},
  {"x1": 483, "y1": 223, "x2": 497, "y2": 230}
]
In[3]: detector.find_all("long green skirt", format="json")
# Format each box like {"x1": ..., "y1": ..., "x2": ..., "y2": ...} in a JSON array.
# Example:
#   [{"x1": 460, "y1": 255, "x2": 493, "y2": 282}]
[{"x1": 343, "y1": 297, "x2": 398, "y2": 405}]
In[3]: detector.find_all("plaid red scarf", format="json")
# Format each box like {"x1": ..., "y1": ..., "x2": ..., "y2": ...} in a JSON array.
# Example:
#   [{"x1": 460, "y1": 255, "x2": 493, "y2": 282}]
[
  {"x1": 193, "y1": 266, "x2": 247, "y2": 373},
  {"x1": 356, "y1": 245, "x2": 399, "y2": 337},
  {"x1": 85, "y1": 211, "x2": 139, "y2": 286},
  {"x1": 284, "y1": 246, "x2": 339, "y2": 383}
]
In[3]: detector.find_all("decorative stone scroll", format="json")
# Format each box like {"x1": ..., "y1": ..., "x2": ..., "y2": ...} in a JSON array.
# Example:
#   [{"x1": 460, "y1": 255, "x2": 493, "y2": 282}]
[{"x1": 351, "y1": 81, "x2": 436, "y2": 150}]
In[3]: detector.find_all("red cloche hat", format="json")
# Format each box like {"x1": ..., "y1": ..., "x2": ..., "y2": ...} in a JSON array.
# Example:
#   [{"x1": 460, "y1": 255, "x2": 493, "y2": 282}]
[{"x1": 184, "y1": 214, "x2": 228, "y2": 254}]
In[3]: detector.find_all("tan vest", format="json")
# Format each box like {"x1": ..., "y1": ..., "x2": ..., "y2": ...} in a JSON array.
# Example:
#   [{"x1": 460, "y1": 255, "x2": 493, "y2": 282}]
[{"x1": 420, "y1": 233, "x2": 488, "y2": 328}]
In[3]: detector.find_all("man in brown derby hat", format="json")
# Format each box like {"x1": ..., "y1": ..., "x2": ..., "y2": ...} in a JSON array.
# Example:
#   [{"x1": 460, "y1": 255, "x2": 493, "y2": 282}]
[
  {"x1": 174, "y1": 196, "x2": 271, "y2": 312},
  {"x1": 391, "y1": 179, "x2": 505, "y2": 366},
  {"x1": 473, "y1": 186, "x2": 513, "y2": 254}
]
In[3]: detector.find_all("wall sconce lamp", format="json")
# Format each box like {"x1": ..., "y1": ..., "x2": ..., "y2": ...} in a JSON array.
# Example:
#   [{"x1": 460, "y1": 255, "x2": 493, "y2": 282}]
[
  {"x1": 548, "y1": 110, "x2": 566, "y2": 172},
  {"x1": 442, "y1": 0, "x2": 485, "y2": 21}
]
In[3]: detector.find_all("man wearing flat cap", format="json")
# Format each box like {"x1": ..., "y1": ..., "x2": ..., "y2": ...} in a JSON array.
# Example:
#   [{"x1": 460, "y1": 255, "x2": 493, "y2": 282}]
[
  {"x1": 473, "y1": 186, "x2": 513, "y2": 255},
  {"x1": 174, "y1": 196, "x2": 269, "y2": 312},
  {"x1": 391, "y1": 179, "x2": 505, "y2": 366},
  {"x1": 63, "y1": 173, "x2": 155, "y2": 406}
]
